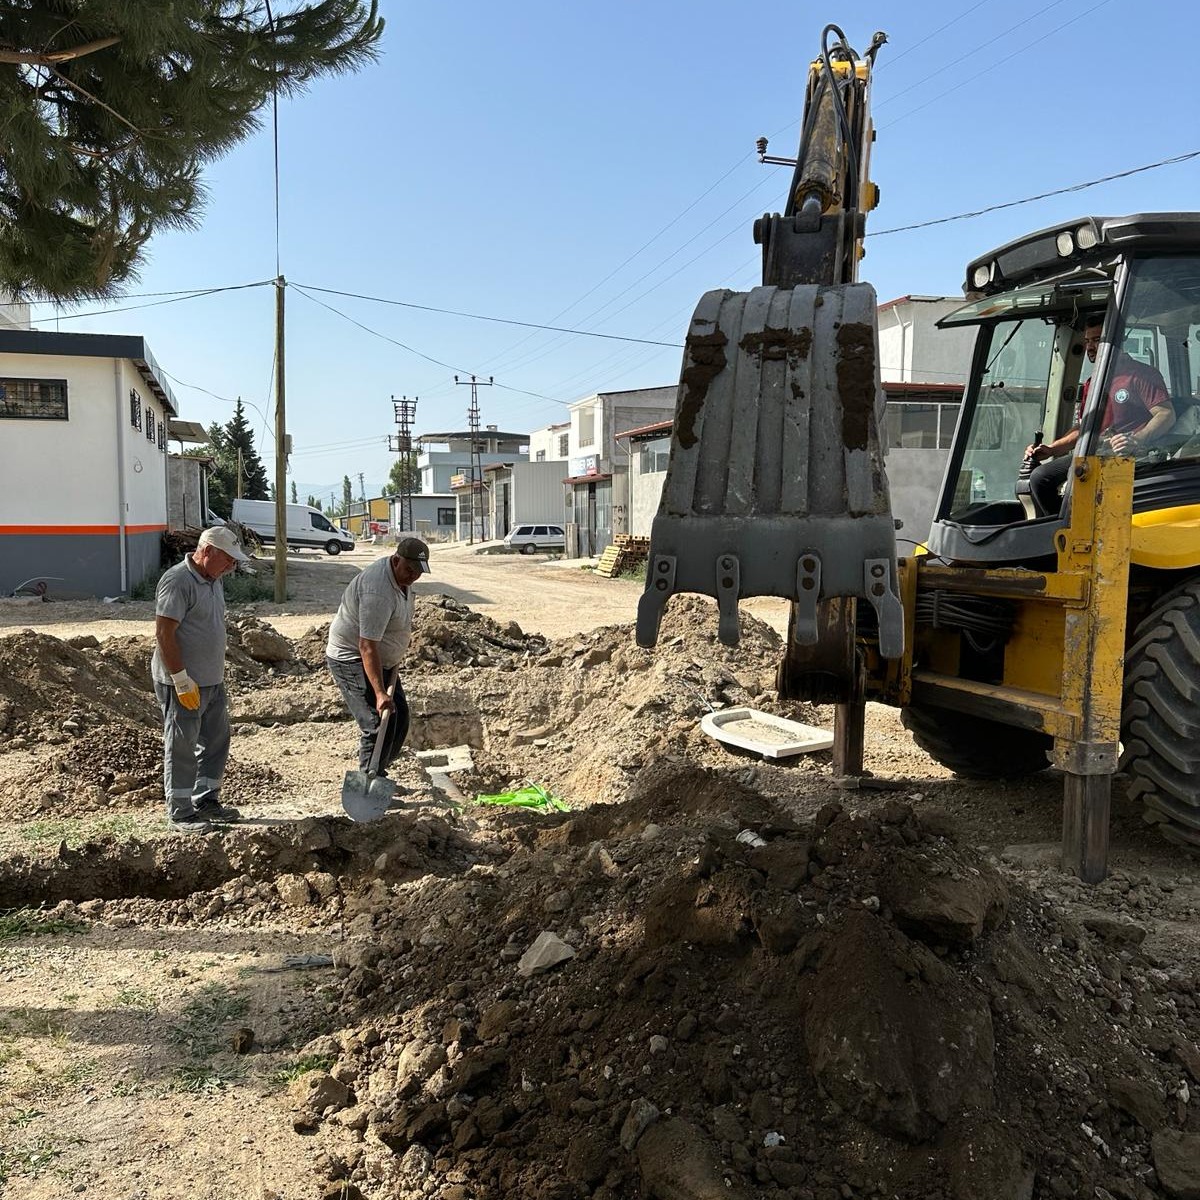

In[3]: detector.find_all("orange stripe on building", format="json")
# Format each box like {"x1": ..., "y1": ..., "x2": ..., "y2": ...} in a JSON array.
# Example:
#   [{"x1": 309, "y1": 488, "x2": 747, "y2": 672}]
[{"x1": 0, "y1": 524, "x2": 167, "y2": 536}]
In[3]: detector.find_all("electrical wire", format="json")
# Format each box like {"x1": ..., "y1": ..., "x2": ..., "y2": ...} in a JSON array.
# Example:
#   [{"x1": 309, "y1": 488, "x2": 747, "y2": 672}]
[
  {"x1": 871, "y1": 148, "x2": 1200, "y2": 237},
  {"x1": 290, "y1": 283, "x2": 683, "y2": 348},
  {"x1": 31, "y1": 279, "x2": 274, "y2": 322}
]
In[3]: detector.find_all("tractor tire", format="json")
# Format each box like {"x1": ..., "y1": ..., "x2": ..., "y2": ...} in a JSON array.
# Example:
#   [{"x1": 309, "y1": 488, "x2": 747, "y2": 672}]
[
  {"x1": 1121, "y1": 578, "x2": 1200, "y2": 849},
  {"x1": 900, "y1": 704, "x2": 1053, "y2": 779}
]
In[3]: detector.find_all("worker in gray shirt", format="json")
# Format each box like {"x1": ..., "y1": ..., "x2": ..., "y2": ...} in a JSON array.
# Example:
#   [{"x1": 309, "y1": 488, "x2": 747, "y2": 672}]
[
  {"x1": 151, "y1": 524, "x2": 249, "y2": 834},
  {"x1": 326, "y1": 537, "x2": 429, "y2": 777}
]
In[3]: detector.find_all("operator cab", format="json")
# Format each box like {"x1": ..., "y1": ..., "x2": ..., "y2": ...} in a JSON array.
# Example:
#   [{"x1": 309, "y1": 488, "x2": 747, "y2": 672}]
[{"x1": 926, "y1": 214, "x2": 1200, "y2": 567}]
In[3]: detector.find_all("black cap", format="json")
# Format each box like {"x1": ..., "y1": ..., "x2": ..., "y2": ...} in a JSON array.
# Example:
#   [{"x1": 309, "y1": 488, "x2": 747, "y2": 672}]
[{"x1": 396, "y1": 536, "x2": 431, "y2": 573}]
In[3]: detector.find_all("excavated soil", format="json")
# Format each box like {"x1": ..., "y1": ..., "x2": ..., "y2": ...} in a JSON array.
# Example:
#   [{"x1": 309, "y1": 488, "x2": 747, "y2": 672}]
[{"x1": 0, "y1": 578, "x2": 1198, "y2": 1200}]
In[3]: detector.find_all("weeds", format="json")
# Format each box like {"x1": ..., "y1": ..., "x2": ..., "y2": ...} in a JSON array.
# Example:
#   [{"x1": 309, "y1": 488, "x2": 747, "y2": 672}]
[
  {"x1": 0, "y1": 1134, "x2": 80, "y2": 1184},
  {"x1": 113, "y1": 987, "x2": 156, "y2": 1013},
  {"x1": 267, "y1": 1053, "x2": 335, "y2": 1088},
  {"x1": 164, "y1": 983, "x2": 250, "y2": 1094},
  {"x1": 16, "y1": 815, "x2": 141, "y2": 851},
  {"x1": 223, "y1": 572, "x2": 278, "y2": 604},
  {"x1": 0, "y1": 908, "x2": 85, "y2": 942}
]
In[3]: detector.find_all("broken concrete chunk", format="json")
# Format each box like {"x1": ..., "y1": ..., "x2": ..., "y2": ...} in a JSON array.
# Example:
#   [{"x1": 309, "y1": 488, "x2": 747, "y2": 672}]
[
  {"x1": 1152, "y1": 1130, "x2": 1200, "y2": 1200},
  {"x1": 636, "y1": 1116, "x2": 749, "y2": 1199},
  {"x1": 518, "y1": 932, "x2": 576, "y2": 977},
  {"x1": 619, "y1": 1096, "x2": 660, "y2": 1152}
]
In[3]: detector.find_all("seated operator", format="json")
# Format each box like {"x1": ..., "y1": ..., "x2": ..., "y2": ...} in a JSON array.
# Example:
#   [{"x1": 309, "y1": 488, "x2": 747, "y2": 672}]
[{"x1": 1024, "y1": 315, "x2": 1175, "y2": 516}]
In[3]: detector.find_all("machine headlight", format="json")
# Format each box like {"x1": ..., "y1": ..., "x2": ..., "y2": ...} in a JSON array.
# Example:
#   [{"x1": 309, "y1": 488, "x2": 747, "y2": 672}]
[
  {"x1": 1076, "y1": 224, "x2": 1099, "y2": 250},
  {"x1": 972, "y1": 263, "x2": 992, "y2": 289},
  {"x1": 1056, "y1": 231, "x2": 1075, "y2": 256}
]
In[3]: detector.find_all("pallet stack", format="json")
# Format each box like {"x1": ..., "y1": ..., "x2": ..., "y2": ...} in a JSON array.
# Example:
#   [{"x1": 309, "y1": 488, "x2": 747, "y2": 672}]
[{"x1": 596, "y1": 535, "x2": 651, "y2": 578}]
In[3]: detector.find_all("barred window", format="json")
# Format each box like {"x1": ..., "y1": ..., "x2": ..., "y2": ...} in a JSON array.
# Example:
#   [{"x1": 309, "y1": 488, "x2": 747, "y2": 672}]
[
  {"x1": 129, "y1": 389, "x2": 141, "y2": 431},
  {"x1": 158, "y1": 421, "x2": 166, "y2": 451},
  {"x1": 0, "y1": 377, "x2": 68, "y2": 420},
  {"x1": 146, "y1": 409, "x2": 156, "y2": 442}
]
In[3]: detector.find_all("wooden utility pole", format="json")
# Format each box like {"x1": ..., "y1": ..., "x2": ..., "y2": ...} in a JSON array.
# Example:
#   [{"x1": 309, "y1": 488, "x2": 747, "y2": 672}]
[{"x1": 273, "y1": 276, "x2": 287, "y2": 602}]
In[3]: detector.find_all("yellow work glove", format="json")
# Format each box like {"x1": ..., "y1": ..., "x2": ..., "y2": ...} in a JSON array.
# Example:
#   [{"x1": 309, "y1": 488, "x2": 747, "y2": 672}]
[{"x1": 170, "y1": 669, "x2": 201, "y2": 711}]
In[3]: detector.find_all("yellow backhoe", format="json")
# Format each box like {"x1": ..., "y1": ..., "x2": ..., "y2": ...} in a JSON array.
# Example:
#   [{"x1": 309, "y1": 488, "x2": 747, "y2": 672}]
[{"x1": 637, "y1": 25, "x2": 1200, "y2": 881}]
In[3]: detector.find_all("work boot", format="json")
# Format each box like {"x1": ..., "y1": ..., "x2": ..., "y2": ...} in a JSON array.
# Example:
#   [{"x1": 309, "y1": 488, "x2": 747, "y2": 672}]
[
  {"x1": 193, "y1": 799, "x2": 241, "y2": 824},
  {"x1": 167, "y1": 815, "x2": 214, "y2": 835}
]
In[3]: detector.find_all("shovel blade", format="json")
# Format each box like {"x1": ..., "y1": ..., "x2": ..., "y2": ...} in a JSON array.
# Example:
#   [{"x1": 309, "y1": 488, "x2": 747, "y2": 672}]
[{"x1": 340, "y1": 769, "x2": 396, "y2": 823}]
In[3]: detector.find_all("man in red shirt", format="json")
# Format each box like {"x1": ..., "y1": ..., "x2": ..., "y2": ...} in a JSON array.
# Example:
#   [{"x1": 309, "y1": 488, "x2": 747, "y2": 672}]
[{"x1": 1025, "y1": 315, "x2": 1175, "y2": 515}]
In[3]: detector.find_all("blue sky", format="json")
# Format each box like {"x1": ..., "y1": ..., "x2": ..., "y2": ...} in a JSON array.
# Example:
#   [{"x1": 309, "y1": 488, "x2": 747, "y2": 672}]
[{"x1": 31, "y1": 0, "x2": 1200, "y2": 502}]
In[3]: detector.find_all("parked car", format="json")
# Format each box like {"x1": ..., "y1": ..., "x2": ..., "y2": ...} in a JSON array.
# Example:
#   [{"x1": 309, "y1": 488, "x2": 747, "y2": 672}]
[{"x1": 504, "y1": 523, "x2": 566, "y2": 554}]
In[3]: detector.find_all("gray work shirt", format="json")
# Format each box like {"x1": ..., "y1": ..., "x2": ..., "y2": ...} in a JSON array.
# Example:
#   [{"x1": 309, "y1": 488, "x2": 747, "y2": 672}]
[
  {"x1": 150, "y1": 556, "x2": 228, "y2": 687},
  {"x1": 325, "y1": 555, "x2": 415, "y2": 668}
]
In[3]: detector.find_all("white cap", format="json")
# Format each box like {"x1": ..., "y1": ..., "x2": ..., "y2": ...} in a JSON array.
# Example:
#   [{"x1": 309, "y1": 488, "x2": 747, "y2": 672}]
[{"x1": 197, "y1": 524, "x2": 250, "y2": 563}]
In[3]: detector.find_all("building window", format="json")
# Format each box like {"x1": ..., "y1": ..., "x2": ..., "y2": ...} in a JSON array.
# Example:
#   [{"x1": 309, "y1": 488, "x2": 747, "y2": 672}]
[
  {"x1": 578, "y1": 409, "x2": 595, "y2": 447},
  {"x1": 885, "y1": 400, "x2": 961, "y2": 450},
  {"x1": 129, "y1": 389, "x2": 142, "y2": 431},
  {"x1": 536, "y1": 449, "x2": 546, "y2": 462},
  {"x1": 557, "y1": 433, "x2": 569, "y2": 458},
  {"x1": 0, "y1": 377, "x2": 68, "y2": 420},
  {"x1": 639, "y1": 437, "x2": 671, "y2": 473},
  {"x1": 158, "y1": 421, "x2": 166, "y2": 451},
  {"x1": 437, "y1": 507, "x2": 455, "y2": 526},
  {"x1": 146, "y1": 410, "x2": 156, "y2": 442}
]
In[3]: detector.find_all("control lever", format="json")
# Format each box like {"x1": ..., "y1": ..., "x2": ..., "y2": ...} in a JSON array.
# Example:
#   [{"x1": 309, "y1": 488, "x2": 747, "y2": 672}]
[{"x1": 1019, "y1": 430, "x2": 1043, "y2": 481}]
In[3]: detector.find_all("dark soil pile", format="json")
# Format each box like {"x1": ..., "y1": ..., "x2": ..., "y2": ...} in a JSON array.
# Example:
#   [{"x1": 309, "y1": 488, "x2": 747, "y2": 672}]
[
  {"x1": 434, "y1": 595, "x2": 814, "y2": 807},
  {"x1": 283, "y1": 761, "x2": 1200, "y2": 1200}
]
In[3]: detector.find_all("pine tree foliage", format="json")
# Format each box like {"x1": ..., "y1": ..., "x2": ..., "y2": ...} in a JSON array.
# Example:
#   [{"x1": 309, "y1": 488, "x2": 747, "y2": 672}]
[
  {"x1": 342, "y1": 474, "x2": 352, "y2": 510},
  {"x1": 0, "y1": 1, "x2": 383, "y2": 299},
  {"x1": 186, "y1": 397, "x2": 269, "y2": 516}
]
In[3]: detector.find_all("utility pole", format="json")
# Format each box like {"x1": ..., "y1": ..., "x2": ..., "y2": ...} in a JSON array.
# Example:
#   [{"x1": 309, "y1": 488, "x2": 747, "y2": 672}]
[
  {"x1": 273, "y1": 275, "x2": 287, "y2": 602},
  {"x1": 455, "y1": 374, "x2": 493, "y2": 544},
  {"x1": 389, "y1": 394, "x2": 418, "y2": 534}
]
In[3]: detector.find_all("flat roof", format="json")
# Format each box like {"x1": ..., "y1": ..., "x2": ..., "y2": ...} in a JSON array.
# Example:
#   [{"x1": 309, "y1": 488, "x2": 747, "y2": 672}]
[
  {"x1": 417, "y1": 430, "x2": 528, "y2": 442},
  {"x1": 0, "y1": 328, "x2": 179, "y2": 414}
]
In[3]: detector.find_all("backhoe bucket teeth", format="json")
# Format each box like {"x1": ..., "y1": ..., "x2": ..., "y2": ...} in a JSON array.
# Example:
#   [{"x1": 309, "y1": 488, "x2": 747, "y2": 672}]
[{"x1": 636, "y1": 283, "x2": 903, "y2": 661}]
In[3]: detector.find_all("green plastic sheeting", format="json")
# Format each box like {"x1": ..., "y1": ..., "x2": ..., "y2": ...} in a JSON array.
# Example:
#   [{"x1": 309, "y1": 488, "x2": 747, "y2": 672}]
[{"x1": 474, "y1": 783, "x2": 569, "y2": 812}]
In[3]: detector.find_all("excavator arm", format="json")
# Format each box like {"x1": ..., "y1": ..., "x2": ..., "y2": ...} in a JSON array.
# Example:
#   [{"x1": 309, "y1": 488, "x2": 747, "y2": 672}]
[{"x1": 636, "y1": 26, "x2": 902, "y2": 708}]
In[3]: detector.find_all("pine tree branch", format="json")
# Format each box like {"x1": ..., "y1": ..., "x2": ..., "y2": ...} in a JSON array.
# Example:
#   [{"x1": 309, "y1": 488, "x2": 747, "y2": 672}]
[{"x1": 0, "y1": 37, "x2": 120, "y2": 66}]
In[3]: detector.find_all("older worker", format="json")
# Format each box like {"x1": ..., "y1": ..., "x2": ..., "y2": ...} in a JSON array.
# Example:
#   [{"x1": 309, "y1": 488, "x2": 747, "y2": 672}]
[
  {"x1": 152, "y1": 524, "x2": 250, "y2": 834},
  {"x1": 325, "y1": 537, "x2": 430, "y2": 777}
]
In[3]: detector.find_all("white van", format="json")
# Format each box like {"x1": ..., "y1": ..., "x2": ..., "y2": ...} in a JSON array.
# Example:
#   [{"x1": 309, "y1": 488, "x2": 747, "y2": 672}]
[
  {"x1": 504, "y1": 523, "x2": 566, "y2": 554},
  {"x1": 230, "y1": 499, "x2": 356, "y2": 556}
]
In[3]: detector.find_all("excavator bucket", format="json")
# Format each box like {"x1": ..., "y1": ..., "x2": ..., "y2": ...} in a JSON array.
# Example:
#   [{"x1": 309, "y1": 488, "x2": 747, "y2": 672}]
[{"x1": 635, "y1": 280, "x2": 903, "y2": 665}]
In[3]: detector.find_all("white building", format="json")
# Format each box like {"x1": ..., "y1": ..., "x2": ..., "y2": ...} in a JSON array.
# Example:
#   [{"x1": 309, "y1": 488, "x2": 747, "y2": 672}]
[
  {"x1": 529, "y1": 421, "x2": 570, "y2": 464},
  {"x1": 415, "y1": 428, "x2": 528, "y2": 494},
  {"x1": 563, "y1": 385, "x2": 677, "y2": 556},
  {"x1": 0, "y1": 329, "x2": 179, "y2": 597},
  {"x1": 876, "y1": 296, "x2": 975, "y2": 542}
]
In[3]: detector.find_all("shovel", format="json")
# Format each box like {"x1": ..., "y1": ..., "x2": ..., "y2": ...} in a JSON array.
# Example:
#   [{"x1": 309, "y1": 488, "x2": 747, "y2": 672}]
[{"x1": 341, "y1": 669, "x2": 399, "y2": 822}]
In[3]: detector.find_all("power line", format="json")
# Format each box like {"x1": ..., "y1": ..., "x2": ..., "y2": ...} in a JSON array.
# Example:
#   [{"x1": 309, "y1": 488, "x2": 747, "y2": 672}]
[
  {"x1": 871, "y1": 148, "x2": 1200, "y2": 237},
  {"x1": 291, "y1": 282, "x2": 683, "y2": 348},
  {"x1": 29, "y1": 279, "x2": 273, "y2": 322}
]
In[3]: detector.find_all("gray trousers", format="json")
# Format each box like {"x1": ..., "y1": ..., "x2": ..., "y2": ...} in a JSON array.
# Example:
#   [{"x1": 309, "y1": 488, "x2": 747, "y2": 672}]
[
  {"x1": 155, "y1": 683, "x2": 231, "y2": 820},
  {"x1": 326, "y1": 657, "x2": 409, "y2": 773}
]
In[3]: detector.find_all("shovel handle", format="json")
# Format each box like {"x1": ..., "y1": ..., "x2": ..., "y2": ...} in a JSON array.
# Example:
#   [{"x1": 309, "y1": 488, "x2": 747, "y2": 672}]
[{"x1": 366, "y1": 666, "x2": 399, "y2": 776}]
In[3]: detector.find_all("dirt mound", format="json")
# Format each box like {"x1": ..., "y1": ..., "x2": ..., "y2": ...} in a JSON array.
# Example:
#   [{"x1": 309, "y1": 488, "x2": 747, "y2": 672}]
[
  {"x1": 0, "y1": 629, "x2": 160, "y2": 749},
  {"x1": 282, "y1": 765, "x2": 1199, "y2": 1200},
  {"x1": 426, "y1": 595, "x2": 811, "y2": 808},
  {"x1": 0, "y1": 719, "x2": 286, "y2": 818}
]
